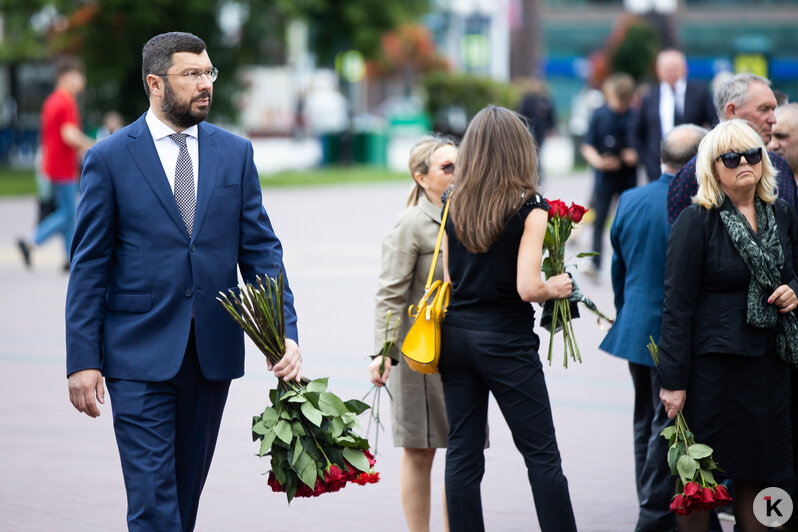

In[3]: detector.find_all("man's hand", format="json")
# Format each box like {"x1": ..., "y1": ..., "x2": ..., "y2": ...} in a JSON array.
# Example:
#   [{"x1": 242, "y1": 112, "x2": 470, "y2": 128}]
[
  {"x1": 68, "y1": 369, "x2": 105, "y2": 418},
  {"x1": 659, "y1": 388, "x2": 686, "y2": 420},
  {"x1": 272, "y1": 338, "x2": 302, "y2": 383},
  {"x1": 369, "y1": 356, "x2": 392, "y2": 387}
]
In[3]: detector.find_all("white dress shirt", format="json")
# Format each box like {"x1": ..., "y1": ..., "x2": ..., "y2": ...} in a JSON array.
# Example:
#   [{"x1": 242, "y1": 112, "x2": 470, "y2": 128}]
[
  {"x1": 659, "y1": 78, "x2": 686, "y2": 137},
  {"x1": 145, "y1": 109, "x2": 199, "y2": 193}
]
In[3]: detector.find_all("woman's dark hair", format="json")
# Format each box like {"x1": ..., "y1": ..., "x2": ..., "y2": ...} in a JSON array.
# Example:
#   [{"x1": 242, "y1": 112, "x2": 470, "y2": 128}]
[
  {"x1": 450, "y1": 106, "x2": 538, "y2": 254},
  {"x1": 141, "y1": 32, "x2": 206, "y2": 96}
]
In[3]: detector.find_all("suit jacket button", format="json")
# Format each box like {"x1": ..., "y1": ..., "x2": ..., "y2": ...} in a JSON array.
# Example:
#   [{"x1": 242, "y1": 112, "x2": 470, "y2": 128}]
[
  {"x1": 190, "y1": 244, "x2": 196, "y2": 252},
  {"x1": 185, "y1": 289, "x2": 193, "y2": 297}
]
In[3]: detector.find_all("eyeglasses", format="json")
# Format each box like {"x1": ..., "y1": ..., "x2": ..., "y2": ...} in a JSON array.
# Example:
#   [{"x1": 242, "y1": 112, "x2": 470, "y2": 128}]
[
  {"x1": 440, "y1": 163, "x2": 455, "y2": 175},
  {"x1": 155, "y1": 67, "x2": 219, "y2": 83},
  {"x1": 716, "y1": 147, "x2": 763, "y2": 169}
]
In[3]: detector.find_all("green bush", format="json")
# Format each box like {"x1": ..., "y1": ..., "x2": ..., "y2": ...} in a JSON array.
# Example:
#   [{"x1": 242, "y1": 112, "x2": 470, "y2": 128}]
[
  {"x1": 422, "y1": 71, "x2": 520, "y2": 129},
  {"x1": 611, "y1": 21, "x2": 660, "y2": 82}
]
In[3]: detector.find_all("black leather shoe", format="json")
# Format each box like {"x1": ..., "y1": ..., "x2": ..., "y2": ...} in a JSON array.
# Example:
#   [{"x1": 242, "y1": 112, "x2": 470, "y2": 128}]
[{"x1": 17, "y1": 239, "x2": 31, "y2": 269}]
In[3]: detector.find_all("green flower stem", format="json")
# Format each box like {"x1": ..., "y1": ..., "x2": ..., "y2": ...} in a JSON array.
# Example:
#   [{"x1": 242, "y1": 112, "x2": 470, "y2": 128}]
[{"x1": 565, "y1": 301, "x2": 581, "y2": 363}]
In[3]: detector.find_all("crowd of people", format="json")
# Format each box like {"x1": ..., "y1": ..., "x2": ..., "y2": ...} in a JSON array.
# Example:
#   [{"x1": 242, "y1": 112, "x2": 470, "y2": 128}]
[{"x1": 14, "y1": 26, "x2": 798, "y2": 532}]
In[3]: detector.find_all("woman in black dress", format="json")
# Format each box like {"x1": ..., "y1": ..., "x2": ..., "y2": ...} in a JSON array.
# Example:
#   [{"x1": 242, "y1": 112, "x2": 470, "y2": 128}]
[
  {"x1": 439, "y1": 106, "x2": 577, "y2": 532},
  {"x1": 659, "y1": 119, "x2": 798, "y2": 531}
]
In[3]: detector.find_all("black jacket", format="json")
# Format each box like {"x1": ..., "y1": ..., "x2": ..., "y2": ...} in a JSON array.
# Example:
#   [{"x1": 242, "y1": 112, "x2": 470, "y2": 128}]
[
  {"x1": 658, "y1": 199, "x2": 798, "y2": 390},
  {"x1": 631, "y1": 81, "x2": 717, "y2": 182}
]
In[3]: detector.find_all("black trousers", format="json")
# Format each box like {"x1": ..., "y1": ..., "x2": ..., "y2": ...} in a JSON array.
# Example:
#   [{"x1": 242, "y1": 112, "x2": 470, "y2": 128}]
[
  {"x1": 439, "y1": 324, "x2": 577, "y2": 532},
  {"x1": 628, "y1": 362, "x2": 677, "y2": 532}
]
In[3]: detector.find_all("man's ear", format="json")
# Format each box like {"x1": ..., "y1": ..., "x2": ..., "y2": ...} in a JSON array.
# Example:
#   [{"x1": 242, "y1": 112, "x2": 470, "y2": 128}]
[
  {"x1": 724, "y1": 101, "x2": 737, "y2": 120},
  {"x1": 146, "y1": 74, "x2": 163, "y2": 97}
]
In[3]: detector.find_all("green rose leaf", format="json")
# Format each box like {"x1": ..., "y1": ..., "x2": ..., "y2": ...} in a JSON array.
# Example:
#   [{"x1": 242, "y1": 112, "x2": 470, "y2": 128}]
[
  {"x1": 301, "y1": 402, "x2": 323, "y2": 427},
  {"x1": 259, "y1": 430, "x2": 277, "y2": 457},
  {"x1": 677, "y1": 455, "x2": 698, "y2": 484},
  {"x1": 279, "y1": 409, "x2": 293, "y2": 420},
  {"x1": 294, "y1": 452, "x2": 317, "y2": 489},
  {"x1": 700, "y1": 468, "x2": 716, "y2": 485},
  {"x1": 667, "y1": 442, "x2": 683, "y2": 475},
  {"x1": 319, "y1": 392, "x2": 348, "y2": 416},
  {"x1": 576, "y1": 251, "x2": 598, "y2": 258},
  {"x1": 261, "y1": 407, "x2": 279, "y2": 428},
  {"x1": 303, "y1": 391, "x2": 321, "y2": 409},
  {"x1": 307, "y1": 378, "x2": 329, "y2": 394},
  {"x1": 292, "y1": 439, "x2": 303, "y2": 466},
  {"x1": 291, "y1": 420, "x2": 306, "y2": 437},
  {"x1": 287, "y1": 395, "x2": 307, "y2": 404},
  {"x1": 274, "y1": 420, "x2": 293, "y2": 445},
  {"x1": 252, "y1": 421, "x2": 269, "y2": 437},
  {"x1": 660, "y1": 425, "x2": 677, "y2": 441},
  {"x1": 541, "y1": 257, "x2": 556, "y2": 279},
  {"x1": 330, "y1": 417, "x2": 345, "y2": 438},
  {"x1": 687, "y1": 444, "x2": 713, "y2": 460},
  {"x1": 341, "y1": 412, "x2": 358, "y2": 427},
  {"x1": 342, "y1": 447, "x2": 370, "y2": 473},
  {"x1": 344, "y1": 399, "x2": 371, "y2": 415}
]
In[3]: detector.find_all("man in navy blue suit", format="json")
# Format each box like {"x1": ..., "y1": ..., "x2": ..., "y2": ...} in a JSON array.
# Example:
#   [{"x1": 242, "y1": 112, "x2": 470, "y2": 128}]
[
  {"x1": 65, "y1": 32, "x2": 302, "y2": 531},
  {"x1": 600, "y1": 124, "x2": 707, "y2": 532}
]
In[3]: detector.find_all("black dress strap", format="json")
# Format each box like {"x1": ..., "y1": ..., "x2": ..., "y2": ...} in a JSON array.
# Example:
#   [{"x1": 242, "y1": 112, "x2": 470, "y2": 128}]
[{"x1": 522, "y1": 193, "x2": 548, "y2": 212}]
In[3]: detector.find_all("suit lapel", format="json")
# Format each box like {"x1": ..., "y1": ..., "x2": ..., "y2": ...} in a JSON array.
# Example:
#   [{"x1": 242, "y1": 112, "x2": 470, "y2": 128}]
[
  {"x1": 126, "y1": 115, "x2": 188, "y2": 238},
  {"x1": 191, "y1": 122, "x2": 220, "y2": 242}
]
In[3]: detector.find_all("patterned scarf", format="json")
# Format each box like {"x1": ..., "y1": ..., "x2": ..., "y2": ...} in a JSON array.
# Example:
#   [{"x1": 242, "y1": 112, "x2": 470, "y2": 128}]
[{"x1": 719, "y1": 197, "x2": 798, "y2": 366}]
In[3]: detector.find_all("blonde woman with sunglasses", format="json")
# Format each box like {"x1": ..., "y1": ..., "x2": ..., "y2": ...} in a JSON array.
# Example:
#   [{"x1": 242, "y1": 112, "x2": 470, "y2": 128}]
[{"x1": 369, "y1": 136, "x2": 457, "y2": 532}]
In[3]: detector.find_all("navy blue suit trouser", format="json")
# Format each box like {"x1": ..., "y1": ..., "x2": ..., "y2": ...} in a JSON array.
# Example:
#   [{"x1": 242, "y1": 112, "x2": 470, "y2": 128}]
[
  {"x1": 106, "y1": 325, "x2": 230, "y2": 531},
  {"x1": 439, "y1": 324, "x2": 577, "y2": 532}
]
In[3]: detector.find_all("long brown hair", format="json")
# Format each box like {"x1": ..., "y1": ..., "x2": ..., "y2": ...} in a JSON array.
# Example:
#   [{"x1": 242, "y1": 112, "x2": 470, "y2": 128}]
[
  {"x1": 450, "y1": 106, "x2": 538, "y2": 253},
  {"x1": 407, "y1": 135, "x2": 456, "y2": 206}
]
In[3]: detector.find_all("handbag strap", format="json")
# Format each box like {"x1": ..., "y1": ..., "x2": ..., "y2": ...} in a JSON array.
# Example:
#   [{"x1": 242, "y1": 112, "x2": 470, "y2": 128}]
[{"x1": 425, "y1": 198, "x2": 450, "y2": 291}]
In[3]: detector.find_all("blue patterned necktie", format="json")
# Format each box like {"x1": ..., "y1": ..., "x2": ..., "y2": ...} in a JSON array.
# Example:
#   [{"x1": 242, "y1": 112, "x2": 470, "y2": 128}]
[{"x1": 169, "y1": 133, "x2": 195, "y2": 236}]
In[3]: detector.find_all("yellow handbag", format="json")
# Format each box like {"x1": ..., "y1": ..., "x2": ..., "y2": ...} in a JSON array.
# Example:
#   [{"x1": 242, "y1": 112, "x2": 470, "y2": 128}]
[{"x1": 401, "y1": 200, "x2": 451, "y2": 374}]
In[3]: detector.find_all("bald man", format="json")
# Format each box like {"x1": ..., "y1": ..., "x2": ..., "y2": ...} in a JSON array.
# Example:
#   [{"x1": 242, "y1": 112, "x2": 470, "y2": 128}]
[
  {"x1": 632, "y1": 49, "x2": 717, "y2": 182},
  {"x1": 769, "y1": 104, "x2": 798, "y2": 175}
]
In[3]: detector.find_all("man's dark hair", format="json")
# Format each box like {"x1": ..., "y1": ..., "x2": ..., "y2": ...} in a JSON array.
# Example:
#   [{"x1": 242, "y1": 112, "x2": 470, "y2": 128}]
[
  {"x1": 141, "y1": 32, "x2": 206, "y2": 96},
  {"x1": 53, "y1": 56, "x2": 84, "y2": 79},
  {"x1": 661, "y1": 124, "x2": 708, "y2": 171}
]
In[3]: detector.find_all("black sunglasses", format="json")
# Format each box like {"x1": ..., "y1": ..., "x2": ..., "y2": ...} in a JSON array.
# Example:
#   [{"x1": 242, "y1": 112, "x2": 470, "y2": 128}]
[
  {"x1": 440, "y1": 163, "x2": 455, "y2": 175},
  {"x1": 716, "y1": 147, "x2": 763, "y2": 169}
]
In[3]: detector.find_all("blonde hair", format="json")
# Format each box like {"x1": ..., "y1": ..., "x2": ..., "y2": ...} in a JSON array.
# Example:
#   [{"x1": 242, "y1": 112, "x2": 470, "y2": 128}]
[
  {"x1": 407, "y1": 135, "x2": 456, "y2": 206},
  {"x1": 450, "y1": 106, "x2": 538, "y2": 253},
  {"x1": 693, "y1": 119, "x2": 778, "y2": 209},
  {"x1": 602, "y1": 73, "x2": 636, "y2": 106}
]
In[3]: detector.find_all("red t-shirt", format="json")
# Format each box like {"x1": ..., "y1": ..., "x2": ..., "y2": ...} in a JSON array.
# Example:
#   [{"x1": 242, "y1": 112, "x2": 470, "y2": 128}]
[{"x1": 41, "y1": 88, "x2": 81, "y2": 181}]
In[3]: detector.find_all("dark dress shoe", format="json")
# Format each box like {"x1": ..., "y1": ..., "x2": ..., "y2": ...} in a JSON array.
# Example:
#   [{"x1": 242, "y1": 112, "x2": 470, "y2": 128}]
[{"x1": 17, "y1": 239, "x2": 32, "y2": 269}]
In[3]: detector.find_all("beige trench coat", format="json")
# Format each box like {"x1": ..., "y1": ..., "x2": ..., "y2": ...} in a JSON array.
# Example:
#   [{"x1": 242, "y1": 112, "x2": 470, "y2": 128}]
[{"x1": 374, "y1": 194, "x2": 449, "y2": 448}]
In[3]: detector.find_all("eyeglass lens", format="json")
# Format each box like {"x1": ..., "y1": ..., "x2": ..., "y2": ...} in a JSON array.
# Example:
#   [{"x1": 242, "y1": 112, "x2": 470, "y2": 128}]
[
  {"x1": 719, "y1": 148, "x2": 762, "y2": 169},
  {"x1": 441, "y1": 163, "x2": 455, "y2": 175}
]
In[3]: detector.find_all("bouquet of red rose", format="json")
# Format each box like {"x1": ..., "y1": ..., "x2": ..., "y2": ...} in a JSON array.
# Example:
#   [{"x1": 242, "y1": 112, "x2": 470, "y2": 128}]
[
  {"x1": 541, "y1": 199, "x2": 613, "y2": 367},
  {"x1": 218, "y1": 272, "x2": 378, "y2": 503},
  {"x1": 647, "y1": 338, "x2": 732, "y2": 515}
]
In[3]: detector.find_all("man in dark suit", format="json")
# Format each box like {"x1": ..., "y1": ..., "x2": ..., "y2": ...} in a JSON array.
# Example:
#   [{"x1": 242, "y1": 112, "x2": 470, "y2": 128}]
[
  {"x1": 632, "y1": 49, "x2": 716, "y2": 182},
  {"x1": 65, "y1": 32, "x2": 302, "y2": 531},
  {"x1": 601, "y1": 124, "x2": 707, "y2": 532}
]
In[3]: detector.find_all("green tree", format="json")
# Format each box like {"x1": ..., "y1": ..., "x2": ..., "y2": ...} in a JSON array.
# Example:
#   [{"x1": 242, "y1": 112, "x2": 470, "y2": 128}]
[
  {"x1": 1, "y1": 0, "x2": 429, "y2": 124},
  {"x1": 610, "y1": 20, "x2": 659, "y2": 82}
]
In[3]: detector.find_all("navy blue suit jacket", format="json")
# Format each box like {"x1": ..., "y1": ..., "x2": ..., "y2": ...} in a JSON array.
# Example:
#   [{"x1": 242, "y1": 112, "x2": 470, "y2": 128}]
[
  {"x1": 65, "y1": 114, "x2": 298, "y2": 381},
  {"x1": 599, "y1": 173, "x2": 672, "y2": 366},
  {"x1": 631, "y1": 82, "x2": 717, "y2": 182}
]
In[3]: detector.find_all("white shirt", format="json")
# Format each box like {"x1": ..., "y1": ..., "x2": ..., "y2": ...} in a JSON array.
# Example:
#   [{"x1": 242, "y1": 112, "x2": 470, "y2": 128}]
[
  {"x1": 145, "y1": 108, "x2": 199, "y2": 193},
  {"x1": 659, "y1": 78, "x2": 686, "y2": 137}
]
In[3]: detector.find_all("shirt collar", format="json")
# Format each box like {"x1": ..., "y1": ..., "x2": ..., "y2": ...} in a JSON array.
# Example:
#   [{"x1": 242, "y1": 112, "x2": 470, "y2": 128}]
[
  {"x1": 418, "y1": 192, "x2": 444, "y2": 224},
  {"x1": 145, "y1": 108, "x2": 199, "y2": 141},
  {"x1": 660, "y1": 78, "x2": 687, "y2": 95}
]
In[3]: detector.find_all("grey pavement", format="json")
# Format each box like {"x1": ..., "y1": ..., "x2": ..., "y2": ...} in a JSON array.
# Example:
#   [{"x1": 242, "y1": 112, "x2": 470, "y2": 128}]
[{"x1": 0, "y1": 171, "x2": 730, "y2": 531}]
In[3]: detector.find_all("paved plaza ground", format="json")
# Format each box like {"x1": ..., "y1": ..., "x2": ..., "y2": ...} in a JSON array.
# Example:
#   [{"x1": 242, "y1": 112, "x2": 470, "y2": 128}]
[{"x1": 0, "y1": 170, "x2": 733, "y2": 531}]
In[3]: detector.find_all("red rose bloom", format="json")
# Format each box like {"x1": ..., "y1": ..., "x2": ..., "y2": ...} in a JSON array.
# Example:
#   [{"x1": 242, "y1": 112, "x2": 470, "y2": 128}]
[
  {"x1": 567, "y1": 203, "x2": 587, "y2": 223},
  {"x1": 547, "y1": 199, "x2": 560, "y2": 219},
  {"x1": 670, "y1": 494, "x2": 689, "y2": 515},
  {"x1": 713, "y1": 484, "x2": 732, "y2": 504},
  {"x1": 267, "y1": 472, "x2": 285, "y2": 493},
  {"x1": 698, "y1": 486, "x2": 716, "y2": 511},
  {"x1": 683, "y1": 481, "x2": 700, "y2": 497},
  {"x1": 557, "y1": 201, "x2": 568, "y2": 218},
  {"x1": 364, "y1": 450, "x2": 377, "y2": 467}
]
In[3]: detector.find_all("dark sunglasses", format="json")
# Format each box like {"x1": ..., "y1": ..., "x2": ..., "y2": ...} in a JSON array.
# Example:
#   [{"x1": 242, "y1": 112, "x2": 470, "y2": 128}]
[
  {"x1": 440, "y1": 163, "x2": 455, "y2": 175},
  {"x1": 716, "y1": 147, "x2": 763, "y2": 169}
]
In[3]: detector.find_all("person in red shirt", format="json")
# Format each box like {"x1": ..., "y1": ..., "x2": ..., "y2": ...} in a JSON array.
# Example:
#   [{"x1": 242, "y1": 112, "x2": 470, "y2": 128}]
[{"x1": 18, "y1": 56, "x2": 94, "y2": 271}]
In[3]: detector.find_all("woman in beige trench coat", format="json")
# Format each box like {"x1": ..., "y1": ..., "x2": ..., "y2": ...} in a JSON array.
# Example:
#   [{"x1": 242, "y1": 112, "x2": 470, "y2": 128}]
[{"x1": 369, "y1": 136, "x2": 456, "y2": 532}]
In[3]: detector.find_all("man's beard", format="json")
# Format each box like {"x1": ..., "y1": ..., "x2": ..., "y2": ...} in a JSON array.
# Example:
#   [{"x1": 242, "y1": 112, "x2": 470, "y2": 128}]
[{"x1": 161, "y1": 80, "x2": 212, "y2": 128}]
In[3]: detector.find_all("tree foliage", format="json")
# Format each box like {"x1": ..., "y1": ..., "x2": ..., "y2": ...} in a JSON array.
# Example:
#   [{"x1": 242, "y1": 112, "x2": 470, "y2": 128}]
[{"x1": 1, "y1": 0, "x2": 429, "y2": 124}]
